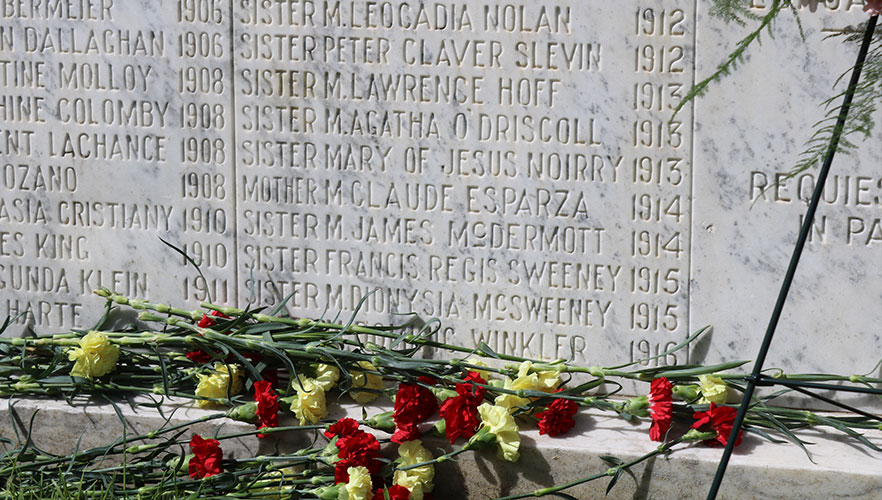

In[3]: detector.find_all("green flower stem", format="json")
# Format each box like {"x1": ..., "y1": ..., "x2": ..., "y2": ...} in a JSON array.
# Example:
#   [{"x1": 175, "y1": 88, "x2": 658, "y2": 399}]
[
  {"x1": 95, "y1": 287, "x2": 204, "y2": 321},
  {"x1": 0, "y1": 331, "x2": 184, "y2": 348},
  {"x1": 435, "y1": 379, "x2": 612, "y2": 410},
  {"x1": 200, "y1": 301, "x2": 546, "y2": 364},
  {"x1": 573, "y1": 360, "x2": 750, "y2": 381},
  {"x1": 0, "y1": 412, "x2": 228, "y2": 476},
  {"x1": 245, "y1": 424, "x2": 326, "y2": 436},
  {"x1": 152, "y1": 424, "x2": 328, "y2": 448},
  {"x1": 125, "y1": 471, "x2": 334, "y2": 496},
  {"x1": 714, "y1": 372, "x2": 882, "y2": 384},
  {"x1": 27, "y1": 294, "x2": 882, "y2": 389},
  {"x1": 230, "y1": 453, "x2": 326, "y2": 466},
  {"x1": 142, "y1": 314, "x2": 366, "y2": 368},
  {"x1": 492, "y1": 439, "x2": 686, "y2": 500},
  {"x1": 0, "y1": 381, "x2": 158, "y2": 395},
  {"x1": 239, "y1": 475, "x2": 335, "y2": 488},
  {"x1": 395, "y1": 443, "x2": 473, "y2": 472},
  {"x1": 754, "y1": 408, "x2": 882, "y2": 431}
]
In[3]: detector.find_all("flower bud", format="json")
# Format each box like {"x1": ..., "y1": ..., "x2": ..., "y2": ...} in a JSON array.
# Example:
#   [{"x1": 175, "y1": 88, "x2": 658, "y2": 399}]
[
  {"x1": 682, "y1": 428, "x2": 715, "y2": 442},
  {"x1": 226, "y1": 401, "x2": 258, "y2": 422},
  {"x1": 166, "y1": 455, "x2": 184, "y2": 471},
  {"x1": 672, "y1": 384, "x2": 700, "y2": 402},
  {"x1": 465, "y1": 426, "x2": 496, "y2": 449},
  {"x1": 321, "y1": 436, "x2": 340, "y2": 459},
  {"x1": 365, "y1": 410, "x2": 395, "y2": 431},
  {"x1": 624, "y1": 395, "x2": 650, "y2": 417},
  {"x1": 430, "y1": 386, "x2": 457, "y2": 401},
  {"x1": 125, "y1": 444, "x2": 153, "y2": 454},
  {"x1": 430, "y1": 419, "x2": 446, "y2": 437},
  {"x1": 311, "y1": 485, "x2": 341, "y2": 500}
]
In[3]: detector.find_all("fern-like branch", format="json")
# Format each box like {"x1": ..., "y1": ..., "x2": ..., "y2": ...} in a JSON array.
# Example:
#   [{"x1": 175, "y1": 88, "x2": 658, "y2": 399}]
[
  {"x1": 783, "y1": 23, "x2": 882, "y2": 181},
  {"x1": 709, "y1": 0, "x2": 767, "y2": 25},
  {"x1": 673, "y1": 0, "x2": 789, "y2": 118}
]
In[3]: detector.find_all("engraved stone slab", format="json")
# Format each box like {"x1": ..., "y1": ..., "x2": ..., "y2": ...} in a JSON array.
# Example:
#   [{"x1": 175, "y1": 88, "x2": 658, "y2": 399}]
[
  {"x1": 0, "y1": 0, "x2": 235, "y2": 331},
  {"x1": 232, "y1": 0, "x2": 694, "y2": 368},
  {"x1": 0, "y1": 1, "x2": 878, "y2": 395},
  {"x1": 691, "y1": 2, "x2": 882, "y2": 387}
]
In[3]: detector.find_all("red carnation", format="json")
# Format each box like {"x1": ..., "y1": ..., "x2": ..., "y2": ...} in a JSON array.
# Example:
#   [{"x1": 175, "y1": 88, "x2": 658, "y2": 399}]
[
  {"x1": 392, "y1": 422, "x2": 421, "y2": 444},
  {"x1": 325, "y1": 417, "x2": 360, "y2": 440},
  {"x1": 188, "y1": 434, "x2": 223, "y2": 478},
  {"x1": 692, "y1": 403, "x2": 742, "y2": 447},
  {"x1": 458, "y1": 371, "x2": 486, "y2": 399},
  {"x1": 536, "y1": 392, "x2": 578, "y2": 437},
  {"x1": 439, "y1": 394, "x2": 481, "y2": 443},
  {"x1": 335, "y1": 430, "x2": 382, "y2": 483},
  {"x1": 186, "y1": 312, "x2": 231, "y2": 362},
  {"x1": 198, "y1": 310, "x2": 230, "y2": 328},
  {"x1": 438, "y1": 372, "x2": 485, "y2": 444},
  {"x1": 649, "y1": 377, "x2": 673, "y2": 442},
  {"x1": 254, "y1": 380, "x2": 279, "y2": 438},
  {"x1": 185, "y1": 349, "x2": 214, "y2": 363},
  {"x1": 372, "y1": 485, "x2": 410, "y2": 500},
  {"x1": 392, "y1": 376, "x2": 439, "y2": 444}
]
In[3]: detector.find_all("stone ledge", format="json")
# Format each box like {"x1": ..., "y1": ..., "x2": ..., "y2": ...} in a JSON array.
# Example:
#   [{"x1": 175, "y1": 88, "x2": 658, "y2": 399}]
[{"x1": 1, "y1": 398, "x2": 880, "y2": 499}]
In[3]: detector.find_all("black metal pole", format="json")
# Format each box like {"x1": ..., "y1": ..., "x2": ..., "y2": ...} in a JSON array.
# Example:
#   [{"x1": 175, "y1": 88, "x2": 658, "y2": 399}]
[{"x1": 705, "y1": 14, "x2": 878, "y2": 500}]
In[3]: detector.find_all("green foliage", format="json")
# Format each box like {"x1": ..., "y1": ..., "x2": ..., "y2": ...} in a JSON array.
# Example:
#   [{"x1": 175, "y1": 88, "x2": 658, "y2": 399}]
[
  {"x1": 674, "y1": 0, "x2": 790, "y2": 117},
  {"x1": 784, "y1": 22, "x2": 882, "y2": 182},
  {"x1": 708, "y1": 0, "x2": 767, "y2": 25},
  {"x1": 679, "y1": 1, "x2": 881, "y2": 191}
]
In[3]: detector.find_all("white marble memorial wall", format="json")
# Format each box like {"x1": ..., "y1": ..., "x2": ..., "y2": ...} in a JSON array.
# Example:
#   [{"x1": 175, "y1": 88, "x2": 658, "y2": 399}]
[{"x1": 0, "y1": 1, "x2": 878, "y2": 385}]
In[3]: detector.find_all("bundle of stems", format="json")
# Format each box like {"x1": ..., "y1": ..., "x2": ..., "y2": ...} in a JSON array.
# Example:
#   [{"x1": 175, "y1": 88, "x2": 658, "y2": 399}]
[
  {"x1": 0, "y1": 288, "x2": 879, "y2": 499},
  {"x1": 1, "y1": 411, "x2": 336, "y2": 499}
]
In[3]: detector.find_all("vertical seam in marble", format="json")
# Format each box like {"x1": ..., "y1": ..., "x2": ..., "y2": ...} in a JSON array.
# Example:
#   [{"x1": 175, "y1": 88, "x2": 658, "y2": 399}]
[
  {"x1": 228, "y1": 0, "x2": 239, "y2": 306},
  {"x1": 686, "y1": 0, "x2": 699, "y2": 364}
]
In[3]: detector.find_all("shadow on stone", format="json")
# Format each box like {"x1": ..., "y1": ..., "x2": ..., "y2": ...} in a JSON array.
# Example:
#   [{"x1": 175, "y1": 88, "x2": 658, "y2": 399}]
[
  {"x1": 473, "y1": 434, "x2": 555, "y2": 498},
  {"x1": 689, "y1": 326, "x2": 713, "y2": 364},
  {"x1": 632, "y1": 454, "x2": 656, "y2": 499}
]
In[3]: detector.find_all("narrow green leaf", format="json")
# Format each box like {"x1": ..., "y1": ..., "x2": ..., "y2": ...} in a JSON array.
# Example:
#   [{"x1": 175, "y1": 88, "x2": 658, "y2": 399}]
[
  {"x1": 160, "y1": 237, "x2": 212, "y2": 304},
  {"x1": 606, "y1": 469, "x2": 622, "y2": 495},
  {"x1": 477, "y1": 342, "x2": 501, "y2": 359}
]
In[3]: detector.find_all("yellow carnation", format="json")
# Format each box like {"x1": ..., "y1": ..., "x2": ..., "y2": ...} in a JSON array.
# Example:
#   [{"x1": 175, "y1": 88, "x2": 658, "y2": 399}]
[
  {"x1": 467, "y1": 359, "x2": 493, "y2": 381},
  {"x1": 477, "y1": 403, "x2": 521, "y2": 462},
  {"x1": 393, "y1": 439, "x2": 434, "y2": 500},
  {"x1": 350, "y1": 361, "x2": 383, "y2": 404},
  {"x1": 532, "y1": 362, "x2": 563, "y2": 391},
  {"x1": 338, "y1": 466, "x2": 372, "y2": 500},
  {"x1": 68, "y1": 331, "x2": 120, "y2": 380},
  {"x1": 291, "y1": 377, "x2": 327, "y2": 424},
  {"x1": 494, "y1": 361, "x2": 561, "y2": 411},
  {"x1": 195, "y1": 363, "x2": 244, "y2": 408},
  {"x1": 698, "y1": 375, "x2": 729, "y2": 405},
  {"x1": 314, "y1": 363, "x2": 341, "y2": 391}
]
